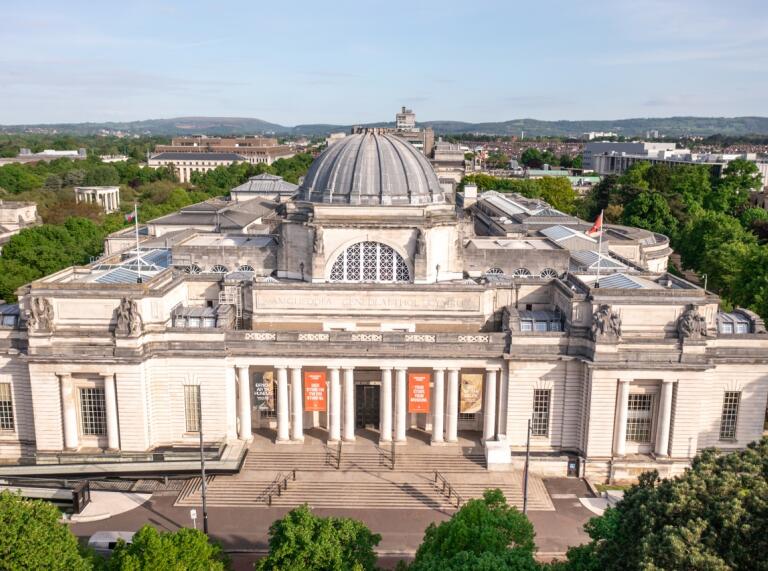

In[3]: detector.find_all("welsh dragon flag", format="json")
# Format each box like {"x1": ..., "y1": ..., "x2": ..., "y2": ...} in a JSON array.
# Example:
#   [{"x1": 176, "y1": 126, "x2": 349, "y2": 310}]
[{"x1": 586, "y1": 210, "x2": 603, "y2": 236}]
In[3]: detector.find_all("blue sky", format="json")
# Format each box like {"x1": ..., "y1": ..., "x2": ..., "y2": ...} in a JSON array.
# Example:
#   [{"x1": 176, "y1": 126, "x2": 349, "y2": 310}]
[{"x1": 1, "y1": 0, "x2": 766, "y2": 125}]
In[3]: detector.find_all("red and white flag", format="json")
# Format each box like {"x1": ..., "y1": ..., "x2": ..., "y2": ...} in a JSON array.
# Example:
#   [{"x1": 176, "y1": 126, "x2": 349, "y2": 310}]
[{"x1": 586, "y1": 211, "x2": 603, "y2": 236}]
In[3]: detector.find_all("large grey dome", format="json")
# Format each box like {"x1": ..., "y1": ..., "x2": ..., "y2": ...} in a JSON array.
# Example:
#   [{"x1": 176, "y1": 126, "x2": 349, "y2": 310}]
[{"x1": 300, "y1": 132, "x2": 444, "y2": 205}]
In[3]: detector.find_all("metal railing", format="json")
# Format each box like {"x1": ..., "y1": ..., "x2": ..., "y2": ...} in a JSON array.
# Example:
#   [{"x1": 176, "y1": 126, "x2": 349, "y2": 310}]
[
  {"x1": 325, "y1": 441, "x2": 342, "y2": 470},
  {"x1": 391, "y1": 440, "x2": 396, "y2": 471},
  {"x1": 263, "y1": 469, "x2": 296, "y2": 506},
  {"x1": 35, "y1": 442, "x2": 226, "y2": 465},
  {"x1": 434, "y1": 471, "x2": 463, "y2": 508}
]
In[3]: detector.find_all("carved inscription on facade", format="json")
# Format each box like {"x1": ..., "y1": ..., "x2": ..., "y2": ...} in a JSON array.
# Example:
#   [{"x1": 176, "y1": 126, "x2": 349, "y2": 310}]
[{"x1": 254, "y1": 291, "x2": 480, "y2": 312}]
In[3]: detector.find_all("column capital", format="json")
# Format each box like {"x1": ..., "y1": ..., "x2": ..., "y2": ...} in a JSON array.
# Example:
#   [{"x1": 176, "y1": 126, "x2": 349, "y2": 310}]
[
  {"x1": 618, "y1": 378, "x2": 632, "y2": 384},
  {"x1": 447, "y1": 367, "x2": 462, "y2": 373},
  {"x1": 395, "y1": 366, "x2": 408, "y2": 373},
  {"x1": 662, "y1": 378, "x2": 678, "y2": 384},
  {"x1": 341, "y1": 366, "x2": 355, "y2": 372},
  {"x1": 274, "y1": 364, "x2": 289, "y2": 371},
  {"x1": 288, "y1": 365, "x2": 302, "y2": 372},
  {"x1": 380, "y1": 366, "x2": 394, "y2": 371},
  {"x1": 433, "y1": 367, "x2": 446, "y2": 373},
  {"x1": 485, "y1": 365, "x2": 502, "y2": 372}
]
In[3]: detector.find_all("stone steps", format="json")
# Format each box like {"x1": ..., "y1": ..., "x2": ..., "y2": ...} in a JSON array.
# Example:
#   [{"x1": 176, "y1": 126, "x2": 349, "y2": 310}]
[{"x1": 244, "y1": 450, "x2": 487, "y2": 473}]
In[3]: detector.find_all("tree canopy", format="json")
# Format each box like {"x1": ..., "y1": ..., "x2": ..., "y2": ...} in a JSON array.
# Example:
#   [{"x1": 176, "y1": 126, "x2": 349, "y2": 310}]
[
  {"x1": 107, "y1": 525, "x2": 228, "y2": 571},
  {"x1": 256, "y1": 504, "x2": 380, "y2": 571},
  {"x1": 0, "y1": 490, "x2": 93, "y2": 571},
  {"x1": 409, "y1": 489, "x2": 538, "y2": 571},
  {"x1": 561, "y1": 438, "x2": 768, "y2": 571}
]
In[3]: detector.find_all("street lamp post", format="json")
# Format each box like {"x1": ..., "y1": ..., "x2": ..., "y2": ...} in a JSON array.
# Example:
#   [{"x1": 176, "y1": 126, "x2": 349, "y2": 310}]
[
  {"x1": 197, "y1": 388, "x2": 209, "y2": 535},
  {"x1": 523, "y1": 418, "x2": 531, "y2": 515}
]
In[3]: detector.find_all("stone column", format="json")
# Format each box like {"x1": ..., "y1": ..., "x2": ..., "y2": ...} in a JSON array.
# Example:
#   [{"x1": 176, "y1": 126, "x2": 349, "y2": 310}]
[
  {"x1": 395, "y1": 368, "x2": 407, "y2": 443},
  {"x1": 613, "y1": 379, "x2": 631, "y2": 456},
  {"x1": 276, "y1": 366, "x2": 290, "y2": 442},
  {"x1": 291, "y1": 367, "x2": 304, "y2": 442},
  {"x1": 104, "y1": 374, "x2": 120, "y2": 450},
  {"x1": 342, "y1": 367, "x2": 355, "y2": 442},
  {"x1": 432, "y1": 368, "x2": 445, "y2": 444},
  {"x1": 445, "y1": 368, "x2": 460, "y2": 443},
  {"x1": 655, "y1": 379, "x2": 676, "y2": 457},
  {"x1": 483, "y1": 368, "x2": 498, "y2": 441},
  {"x1": 380, "y1": 367, "x2": 393, "y2": 443},
  {"x1": 59, "y1": 374, "x2": 79, "y2": 450},
  {"x1": 329, "y1": 367, "x2": 341, "y2": 442},
  {"x1": 237, "y1": 366, "x2": 252, "y2": 441}
]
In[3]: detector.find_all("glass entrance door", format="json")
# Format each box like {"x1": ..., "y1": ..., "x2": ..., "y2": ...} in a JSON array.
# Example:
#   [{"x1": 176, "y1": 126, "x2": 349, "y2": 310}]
[{"x1": 355, "y1": 384, "x2": 380, "y2": 429}]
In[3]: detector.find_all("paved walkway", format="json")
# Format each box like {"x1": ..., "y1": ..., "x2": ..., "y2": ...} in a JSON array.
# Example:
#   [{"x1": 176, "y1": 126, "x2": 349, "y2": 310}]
[{"x1": 70, "y1": 478, "x2": 593, "y2": 563}]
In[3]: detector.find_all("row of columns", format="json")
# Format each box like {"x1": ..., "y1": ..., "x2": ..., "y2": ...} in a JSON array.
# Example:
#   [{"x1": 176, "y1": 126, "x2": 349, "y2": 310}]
[
  {"x1": 613, "y1": 378, "x2": 676, "y2": 458},
  {"x1": 59, "y1": 373, "x2": 120, "y2": 451},
  {"x1": 76, "y1": 189, "x2": 120, "y2": 213},
  {"x1": 236, "y1": 365, "x2": 502, "y2": 445}
]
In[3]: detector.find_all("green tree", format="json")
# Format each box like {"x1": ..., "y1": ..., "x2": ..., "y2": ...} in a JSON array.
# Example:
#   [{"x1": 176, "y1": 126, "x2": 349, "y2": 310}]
[
  {"x1": 84, "y1": 165, "x2": 120, "y2": 186},
  {"x1": 563, "y1": 439, "x2": 768, "y2": 571},
  {"x1": 256, "y1": 504, "x2": 380, "y2": 571},
  {"x1": 733, "y1": 245, "x2": 768, "y2": 317},
  {"x1": 108, "y1": 525, "x2": 228, "y2": 571},
  {"x1": 707, "y1": 159, "x2": 761, "y2": 213},
  {"x1": 409, "y1": 489, "x2": 538, "y2": 571},
  {"x1": 0, "y1": 490, "x2": 93, "y2": 571},
  {"x1": 536, "y1": 177, "x2": 577, "y2": 213},
  {"x1": 520, "y1": 148, "x2": 544, "y2": 168},
  {"x1": 621, "y1": 190, "x2": 678, "y2": 238}
]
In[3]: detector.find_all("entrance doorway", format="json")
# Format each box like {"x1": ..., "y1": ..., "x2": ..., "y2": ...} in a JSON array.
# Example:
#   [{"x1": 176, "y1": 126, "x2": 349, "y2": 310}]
[{"x1": 355, "y1": 384, "x2": 380, "y2": 429}]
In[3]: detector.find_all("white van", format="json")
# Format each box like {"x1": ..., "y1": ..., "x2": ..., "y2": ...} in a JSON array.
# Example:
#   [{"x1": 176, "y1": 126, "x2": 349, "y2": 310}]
[{"x1": 87, "y1": 531, "x2": 135, "y2": 557}]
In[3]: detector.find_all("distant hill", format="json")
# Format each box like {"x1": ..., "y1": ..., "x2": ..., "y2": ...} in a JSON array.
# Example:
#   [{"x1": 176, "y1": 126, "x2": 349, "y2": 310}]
[{"x1": 3, "y1": 115, "x2": 768, "y2": 138}]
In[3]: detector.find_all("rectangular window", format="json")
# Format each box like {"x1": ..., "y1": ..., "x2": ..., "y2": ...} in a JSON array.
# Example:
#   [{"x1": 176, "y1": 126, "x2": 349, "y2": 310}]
[
  {"x1": 0, "y1": 383, "x2": 14, "y2": 431},
  {"x1": 458, "y1": 413, "x2": 476, "y2": 421},
  {"x1": 184, "y1": 385, "x2": 201, "y2": 432},
  {"x1": 735, "y1": 323, "x2": 749, "y2": 334},
  {"x1": 719, "y1": 391, "x2": 740, "y2": 440},
  {"x1": 531, "y1": 389, "x2": 551, "y2": 436},
  {"x1": 520, "y1": 321, "x2": 533, "y2": 332},
  {"x1": 79, "y1": 387, "x2": 106, "y2": 436},
  {"x1": 626, "y1": 394, "x2": 653, "y2": 443}
]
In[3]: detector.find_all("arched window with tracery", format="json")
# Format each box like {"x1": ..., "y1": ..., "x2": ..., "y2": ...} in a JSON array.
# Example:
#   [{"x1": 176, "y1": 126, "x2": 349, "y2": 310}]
[{"x1": 329, "y1": 241, "x2": 410, "y2": 283}]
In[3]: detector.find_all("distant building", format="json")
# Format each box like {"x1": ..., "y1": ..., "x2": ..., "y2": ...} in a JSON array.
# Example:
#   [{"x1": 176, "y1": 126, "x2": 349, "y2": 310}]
[
  {"x1": 0, "y1": 148, "x2": 87, "y2": 166},
  {"x1": 325, "y1": 132, "x2": 347, "y2": 147},
  {"x1": 351, "y1": 107, "x2": 435, "y2": 157},
  {"x1": 430, "y1": 140, "x2": 466, "y2": 183},
  {"x1": 582, "y1": 131, "x2": 618, "y2": 141},
  {"x1": 99, "y1": 155, "x2": 129, "y2": 163},
  {"x1": 395, "y1": 106, "x2": 417, "y2": 131},
  {"x1": 0, "y1": 200, "x2": 40, "y2": 249},
  {"x1": 148, "y1": 152, "x2": 247, "y2": 183},
  {"x1": 153, "y1": 136, "x2": 294, "y2": 166},
  {"x1": 74, "y1": 186, "x2": 121, "y2": 214},
  {"x1": 584, "y1": 141, "x2": 768, "y2": 186}
]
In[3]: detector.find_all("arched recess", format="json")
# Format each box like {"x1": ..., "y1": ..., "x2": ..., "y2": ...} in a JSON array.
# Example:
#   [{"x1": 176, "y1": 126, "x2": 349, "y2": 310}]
[{"x1": 326, "y1": 240, "x2": 412, "y2": 283}]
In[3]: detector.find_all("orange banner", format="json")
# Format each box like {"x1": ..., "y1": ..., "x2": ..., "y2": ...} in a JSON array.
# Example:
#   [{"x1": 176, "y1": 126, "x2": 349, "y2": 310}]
[
  {"x1": 303, "y1": 371, "x2": 327, "y2": 412},
  {"x1": 408, "y1": 372, "x2": 431, "y2": 413}
]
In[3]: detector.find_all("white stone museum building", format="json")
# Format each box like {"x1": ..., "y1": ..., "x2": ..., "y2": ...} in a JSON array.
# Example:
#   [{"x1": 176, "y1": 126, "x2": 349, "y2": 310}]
[{"x1": 0, "y1": 131, "x2": 766, "y2": 481}]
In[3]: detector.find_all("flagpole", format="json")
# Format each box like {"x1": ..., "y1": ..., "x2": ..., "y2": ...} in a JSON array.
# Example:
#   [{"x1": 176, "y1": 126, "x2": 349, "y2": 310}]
[
  {"x1": 134, "y1": 202, "x2": 142, "y2": 284},
  {"x1": 595, "y1": 209, "x2": 603, "y2": 288}
]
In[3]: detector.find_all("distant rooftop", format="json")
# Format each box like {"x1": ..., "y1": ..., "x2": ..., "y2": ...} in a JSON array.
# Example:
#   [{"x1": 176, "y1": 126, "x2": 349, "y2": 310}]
[{"x1": 150, "y1": 152, "x2": 246, "y2": 161}]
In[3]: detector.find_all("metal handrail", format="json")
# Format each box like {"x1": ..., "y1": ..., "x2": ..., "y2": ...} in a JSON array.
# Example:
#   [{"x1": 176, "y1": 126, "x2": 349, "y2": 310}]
[
  {"x1": 264, "y1": 469, "x2": 296, "y2": 506},
  {"x1": 336, "y1": 441, "x2": 342, "y2": 470},
  {"x1": 391, "y1": 439, "x2": 396, "y2": 470},
  {"x1": 434, "y1": 470, "x2": 463, "y2": 508}
]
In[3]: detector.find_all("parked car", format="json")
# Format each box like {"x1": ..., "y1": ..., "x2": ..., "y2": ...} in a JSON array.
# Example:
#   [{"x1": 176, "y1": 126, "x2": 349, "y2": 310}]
[{"x1": 87, "y1": 531, "x2": 135, "y2": 557}]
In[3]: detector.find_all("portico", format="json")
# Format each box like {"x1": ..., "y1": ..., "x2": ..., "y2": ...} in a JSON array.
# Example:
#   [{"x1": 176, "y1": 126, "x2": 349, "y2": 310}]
[{"x1": 232, "y1": 359, "x2": 504, "y2": 449}]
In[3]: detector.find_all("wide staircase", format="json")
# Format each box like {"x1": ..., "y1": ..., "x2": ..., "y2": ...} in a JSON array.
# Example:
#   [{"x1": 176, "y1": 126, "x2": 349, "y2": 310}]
[
  {"x1": 175, "y1": 443, "x2": 554, "y2": 511},
  {"x1": 242, "y1": 446, "x2": 487, "y2": 473}
]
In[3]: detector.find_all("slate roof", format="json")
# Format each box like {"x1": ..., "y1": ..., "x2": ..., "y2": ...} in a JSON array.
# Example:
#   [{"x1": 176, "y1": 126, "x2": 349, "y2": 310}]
[{"x1": 151, "y1": 152, "x2": 246, "y2": 161}]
